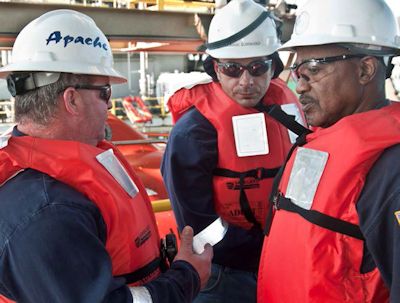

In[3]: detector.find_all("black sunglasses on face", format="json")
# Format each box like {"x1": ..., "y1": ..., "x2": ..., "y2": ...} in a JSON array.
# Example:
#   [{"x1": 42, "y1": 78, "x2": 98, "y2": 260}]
[
  {"x1": 290, "y1": 54, "x2": 365, "y2": 83},
  {"x1": 74, "y1": 84, "x2": 112, "y2": 102},
  {"x1": 217, "y1": 59, "x2": 273, "y2": 78}
]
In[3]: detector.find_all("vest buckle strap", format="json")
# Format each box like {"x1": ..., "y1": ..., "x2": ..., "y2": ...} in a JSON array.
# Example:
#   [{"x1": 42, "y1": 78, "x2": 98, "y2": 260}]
[
  {"x1": 278, "y1": 194, "x2": 365, "y2": 240},
  {"x1": 248, "y1": 167, "x2": 280, "y2": 180}
]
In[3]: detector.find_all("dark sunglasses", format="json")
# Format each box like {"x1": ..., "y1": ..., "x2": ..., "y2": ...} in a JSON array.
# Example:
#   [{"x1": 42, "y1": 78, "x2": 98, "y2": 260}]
[
  {"x1": 74, "y1": 84, "x2": 112, "y2": 102},
  {"x1": 217, "y1": 59, "x2": 272, "y2": 78}
]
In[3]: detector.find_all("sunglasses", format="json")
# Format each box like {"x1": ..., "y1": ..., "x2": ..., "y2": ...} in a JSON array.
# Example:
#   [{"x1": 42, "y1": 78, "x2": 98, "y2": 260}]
[
  {"x1": 217, "y1": 59, "x2": 272, "y2": 78},
  {"x1": 290, "y1": 54, "x2": 365, "y2": 83},
  {"x1": 74, "y1": 84, "x2": 112, "y2": 102}
]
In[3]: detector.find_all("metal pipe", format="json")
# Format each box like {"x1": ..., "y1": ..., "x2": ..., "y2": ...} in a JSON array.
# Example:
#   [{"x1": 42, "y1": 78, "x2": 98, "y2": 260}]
[
  {"x1": 151, "y1": 199, "x2": 172, "y2": 212},
  {"x1": 112, "y1": 139, "x2": 167, "y2": 145}
]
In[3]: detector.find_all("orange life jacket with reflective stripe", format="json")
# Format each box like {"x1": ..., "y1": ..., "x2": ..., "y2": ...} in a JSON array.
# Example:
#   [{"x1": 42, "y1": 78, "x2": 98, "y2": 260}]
[
  {"x1": 257, "y1": 104, "x2": 400, "y2": 303},
  {"x1": 169, "y1": 79, "x2": 303, "y2": 230},
  {"x1": 0, "y1": 136, "x2": 161, "y2": 302}
]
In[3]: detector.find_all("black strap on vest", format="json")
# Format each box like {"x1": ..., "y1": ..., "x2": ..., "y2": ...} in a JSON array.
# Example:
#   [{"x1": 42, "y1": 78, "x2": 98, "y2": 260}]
[
  {"x1": 214, "y1": 166, "x2": 280, "y2": 230},
  {"x1": 205, "y1": 11, "x2": 270, "y2": 51},
  {"x1": 253, "y1": 102, "x2": 312, "y2": 235},
  {"x1": 263, "y1": 132, "x2": 364, "y2": 241},
  {"x1": 254, "y1": 103, "x2": 311, "y2": 137},
  {"x1": 263, "y1": 133, "x2": 309, "y2": 235},
  {"x1": 115, "y1": 257, "x2": 161, "y2": 285},
  {"x1": 275, "y1": 195, "x2": 364, "y2": 240},
  {"x1": 213, "y1": 167, "x2": 280, "y2": 180}
]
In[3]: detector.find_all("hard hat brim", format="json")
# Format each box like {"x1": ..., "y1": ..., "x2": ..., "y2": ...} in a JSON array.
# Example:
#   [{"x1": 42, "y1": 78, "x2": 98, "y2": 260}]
[{"x1": 0, "y1": 61, "x2": 127, "y2": 84}]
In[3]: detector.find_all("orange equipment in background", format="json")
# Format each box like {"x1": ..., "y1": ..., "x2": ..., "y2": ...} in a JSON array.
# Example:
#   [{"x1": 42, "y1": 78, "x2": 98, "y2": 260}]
[
  {"x1": 106, "y1": 114, "x2": 179, "y2": 242},
  {"x1": 122, "y1": 96, "x2": 153, "y2": 124}
]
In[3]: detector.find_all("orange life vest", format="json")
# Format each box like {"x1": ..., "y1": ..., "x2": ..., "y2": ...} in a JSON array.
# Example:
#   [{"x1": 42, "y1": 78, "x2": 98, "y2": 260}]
[
  {"x1": 257, "y1": 104, "x2": 400, "y2": 303},
  {"x1": 169, "y1": 79, "x2": 303, "y2": 230},
  {"x1": 0, "y1": 136, "x2": 161, "y2": 303}
]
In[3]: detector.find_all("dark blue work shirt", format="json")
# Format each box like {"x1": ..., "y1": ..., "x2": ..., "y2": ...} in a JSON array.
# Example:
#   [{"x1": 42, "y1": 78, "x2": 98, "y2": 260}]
[
  {"x1": 357, "y1": 143, "x2": 400, "y2": 302},
  {"x1": 0, "y1": 130, "x2": 199, "y2": 303},
  {"x1": 161, "y1": 107, "x2": 264, "y2": 273}
]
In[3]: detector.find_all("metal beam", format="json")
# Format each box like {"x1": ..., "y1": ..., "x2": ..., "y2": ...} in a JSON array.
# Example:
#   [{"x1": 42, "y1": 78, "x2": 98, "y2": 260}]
[{"x1": 0, "y1": 2, "x2": 212, "y2": 49}]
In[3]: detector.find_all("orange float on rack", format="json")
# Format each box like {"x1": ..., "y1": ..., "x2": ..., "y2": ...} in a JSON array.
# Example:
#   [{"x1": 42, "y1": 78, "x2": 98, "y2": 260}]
[{"x1": 122, "y1": 96, "x2": 153, "y2": 124}]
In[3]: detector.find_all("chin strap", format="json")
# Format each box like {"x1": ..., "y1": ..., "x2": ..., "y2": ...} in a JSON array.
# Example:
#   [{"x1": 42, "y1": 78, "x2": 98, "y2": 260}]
[{"x1": 205, "y1": 11, "x2": 270, "y2": 51}]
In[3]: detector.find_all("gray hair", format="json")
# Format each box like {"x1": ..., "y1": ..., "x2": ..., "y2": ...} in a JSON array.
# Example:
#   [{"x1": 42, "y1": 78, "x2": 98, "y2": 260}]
[{"x1": 14, "y1": 73, "x2": 91, "y2": 125}]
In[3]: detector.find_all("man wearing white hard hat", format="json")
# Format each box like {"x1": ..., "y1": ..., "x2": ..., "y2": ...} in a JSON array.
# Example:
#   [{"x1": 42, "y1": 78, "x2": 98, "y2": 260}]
[
  {"x1": 257, "y1": 0, "x2": 400, "y2": 302},
  {"x1": 161, "y1": 0, "x2": 305, "y2": 301},
  {"x1": 0, "y1": 9, "x2": 213, "y2": 303}
]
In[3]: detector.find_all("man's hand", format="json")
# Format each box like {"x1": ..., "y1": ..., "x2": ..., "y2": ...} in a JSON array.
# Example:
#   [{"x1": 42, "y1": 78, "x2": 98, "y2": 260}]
[{"x1": 174, "y1": 226, "x2": 213, "y2": 289}]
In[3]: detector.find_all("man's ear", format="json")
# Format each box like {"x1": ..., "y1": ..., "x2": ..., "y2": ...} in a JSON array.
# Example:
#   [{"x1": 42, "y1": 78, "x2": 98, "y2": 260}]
[
  {"x1": 359, "y1": 56, "x2": 379, "y2": 85},
  {"x1": 61, "y1": 87, "x2": 80, "y2": 115}
]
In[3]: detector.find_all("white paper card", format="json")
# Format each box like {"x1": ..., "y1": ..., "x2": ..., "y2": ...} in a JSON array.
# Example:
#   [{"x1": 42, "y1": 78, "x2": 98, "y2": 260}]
[
  {"x1": 96, "y1": 149, "x2": 139, "y2": 198},
  {"x1": 232, "y1": 113, "x2": 269, "y2": 157},
  {"x1": 286, "y1": 147, "x2": 329, "y2": 210},
  {"x1": 281, "y1": 104, "x2": 305, "y2": 144},
  {"x1": 193, "y1": 217, "x2": 228, "y2": 254}
]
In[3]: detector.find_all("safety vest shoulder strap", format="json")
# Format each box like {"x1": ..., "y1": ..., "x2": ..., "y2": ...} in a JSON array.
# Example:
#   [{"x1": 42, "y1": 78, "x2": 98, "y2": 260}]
[
  {"x1": 254, "y1": 103, "x2": 311, "y2": 137},
  {"x1": 264, "y1": 133, "x2": 309, "y2": 235}
]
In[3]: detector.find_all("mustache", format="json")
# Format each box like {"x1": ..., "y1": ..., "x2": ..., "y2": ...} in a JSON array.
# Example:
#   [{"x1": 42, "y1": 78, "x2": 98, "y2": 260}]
[
  {"x1": 235, "y1": 88, "x2": 258, "y2": 94},
  {"x1": 299, "y1": 95, "x2": 317, "y2": 105}
]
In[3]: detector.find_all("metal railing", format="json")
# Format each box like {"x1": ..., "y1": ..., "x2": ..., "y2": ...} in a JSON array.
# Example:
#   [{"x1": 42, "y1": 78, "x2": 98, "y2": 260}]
[
  {"x1": 142, "y1": 96, "x2": 169, "y2": 119},
  {"x1": 112, "y1": 138, "x2": 167, "y2": 145},
  {"x1": 7, "y1": 0, "x2": 216, "y2": 11},
  {"x1": 151, "y1": 198, "x2": 172, "y2": 212}
]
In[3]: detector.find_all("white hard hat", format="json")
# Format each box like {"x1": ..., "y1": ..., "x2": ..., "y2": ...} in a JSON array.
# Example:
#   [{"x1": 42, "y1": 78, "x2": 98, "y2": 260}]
[
  {"x1": 0, "y1": 9, "x2": 126, "y2": 84},
  {"x1": 214, "y1": 0, "x2": 228, "y2": 10},
  {"x1": 280, "y1": 0, "x2": 400, "y2": 55},
  {"x1": 206, "y1": 0, "x2": 281, "y2": 59}
]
